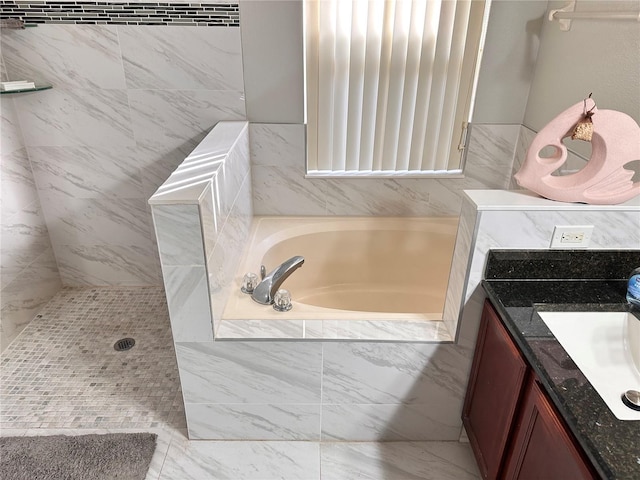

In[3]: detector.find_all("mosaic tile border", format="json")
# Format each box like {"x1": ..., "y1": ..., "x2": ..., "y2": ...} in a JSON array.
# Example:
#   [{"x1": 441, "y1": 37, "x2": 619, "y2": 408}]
[{"x1": 0, "y1": 1, "x2": 239, "y2": 27}]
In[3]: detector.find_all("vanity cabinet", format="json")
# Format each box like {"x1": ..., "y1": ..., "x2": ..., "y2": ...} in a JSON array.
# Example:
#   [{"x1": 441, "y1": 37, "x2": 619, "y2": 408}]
[
  {"x1": 463, "y1": 300, "x2": 598, "y2": 480},
  {"x1": 462, "y1": 300, "x2": 528, "y2": 479}
]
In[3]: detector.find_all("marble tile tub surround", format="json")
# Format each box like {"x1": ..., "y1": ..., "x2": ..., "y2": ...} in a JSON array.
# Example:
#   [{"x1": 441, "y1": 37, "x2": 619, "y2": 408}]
[
  {"x1": 152, "y1": 142, "x2": 476, "y2": 441},
  {"x1": 177, "y1": 339, "x2": 471, "y2": 442},
  {"x1": 250, "y1": 123, "x2": 520, "y2": 216},
  {"x1": 216, "y1": 317, "x2": 453, "y2": 342},
  {"x1": 0, "y1": 94, "x2": 62, "y2": 352},
  {"x1": 150, "y1": 121, "x2": 252, "y2": 343},
  {"x1": 0, "y1": 21, "x2": 246, "y2": 286},
  {"x1": 159, "y1": 187, "x2": 640, "y2": 442}
]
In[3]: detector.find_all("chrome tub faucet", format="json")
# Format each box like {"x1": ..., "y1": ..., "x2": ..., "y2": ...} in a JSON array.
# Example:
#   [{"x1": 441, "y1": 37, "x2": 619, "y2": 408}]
[{"x1": 251, "y1": 256, "x2": 305, "y2": 305}]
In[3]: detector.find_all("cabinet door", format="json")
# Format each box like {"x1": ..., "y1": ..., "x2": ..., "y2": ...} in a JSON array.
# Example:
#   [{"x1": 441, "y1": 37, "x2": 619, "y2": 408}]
[
  {"x1": 502, "y1": 378, "x2": 597, "y2": 480},
  {"x1": 463, "y1": 300, "x2": 528, "y2": 479}
]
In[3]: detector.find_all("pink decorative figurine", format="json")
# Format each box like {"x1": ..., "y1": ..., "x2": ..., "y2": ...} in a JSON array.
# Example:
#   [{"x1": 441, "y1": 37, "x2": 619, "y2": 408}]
[{"x1": 514, "y1": 98, "x2": 640, "y2": 204}]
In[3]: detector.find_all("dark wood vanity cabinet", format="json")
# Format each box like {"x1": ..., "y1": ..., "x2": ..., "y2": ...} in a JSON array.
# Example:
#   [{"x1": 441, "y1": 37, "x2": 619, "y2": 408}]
[
  {"x1": 463, "y1": 300, "x2": 598, "y2": 480},
  {"x1": 462, "y1": 300, "x2": 528, "y2": 479}
]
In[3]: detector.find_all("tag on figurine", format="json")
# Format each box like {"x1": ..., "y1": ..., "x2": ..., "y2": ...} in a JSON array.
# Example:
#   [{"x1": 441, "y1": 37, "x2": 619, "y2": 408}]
[
  {"x1": 571, "y1": 93, "x2": 596, "y2": 142},
  {"x1": 571, "y1": 118, "x2": 593, "y2": 141}
]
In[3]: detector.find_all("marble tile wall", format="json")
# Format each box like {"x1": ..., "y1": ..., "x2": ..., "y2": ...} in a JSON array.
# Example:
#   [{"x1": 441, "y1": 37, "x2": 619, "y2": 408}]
[
  {"x1": 177, "y1": 339, "x2": 472, "y2": 442},
  {"x1": 250, "y1": 123, "x2": 520, "y2": 216},
  {"x1": 319, "y1": 342, "x2": 471, "y2": 442},
  {"x1": 153, "y1": 203, "x2": 212, "y2": 343},
  {"x1": 0, "y1": 92, "x2": 62, "y2": 352},
  {"x1": 150, "y1": 122, "x2": 252, "y2": 343},
  {"x1": 1, "y1": 23, "x2": 246, "y2": 285},
  {"x1": 456, "y1": 191, "x2": 640, "y2": 349},
  {"x1": 207, "y1": 173, "x2": 253, "y2": 331},
  {"x1": 442, "y1": 197, "x2": 479, "y2": 338}
]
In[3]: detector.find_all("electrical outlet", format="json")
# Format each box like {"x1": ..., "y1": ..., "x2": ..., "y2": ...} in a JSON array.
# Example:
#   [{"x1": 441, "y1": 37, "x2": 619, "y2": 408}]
[
  {"x1": 550, "y1": 225, "x2": 594, "y2": 248},
  {"x1": 561, "y1": 232, "x2": 584, "y2": 243}
]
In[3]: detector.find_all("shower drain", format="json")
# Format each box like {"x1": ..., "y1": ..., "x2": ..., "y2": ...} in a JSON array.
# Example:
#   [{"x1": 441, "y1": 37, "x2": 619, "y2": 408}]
[{"x1": 114, "y1": 338, "x2": 135, "y2": 351}]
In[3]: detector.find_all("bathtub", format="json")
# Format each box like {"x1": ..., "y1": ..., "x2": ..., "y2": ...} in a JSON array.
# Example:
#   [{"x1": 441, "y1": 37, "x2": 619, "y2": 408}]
[{"x1": 219, "y1": 216, "x2": 459, "y2": 342}]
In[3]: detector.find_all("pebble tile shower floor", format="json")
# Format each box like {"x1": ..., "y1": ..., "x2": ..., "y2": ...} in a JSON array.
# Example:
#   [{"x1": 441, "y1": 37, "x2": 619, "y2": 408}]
[{"x1": 0, "y1": 287, "x2": 185, "y2": 430}]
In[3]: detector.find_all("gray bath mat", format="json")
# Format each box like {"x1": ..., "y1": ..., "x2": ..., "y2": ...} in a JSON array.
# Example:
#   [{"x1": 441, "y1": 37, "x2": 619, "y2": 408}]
[{"x1": 0, "y1": 432, "x2": 157, "y2": 480}]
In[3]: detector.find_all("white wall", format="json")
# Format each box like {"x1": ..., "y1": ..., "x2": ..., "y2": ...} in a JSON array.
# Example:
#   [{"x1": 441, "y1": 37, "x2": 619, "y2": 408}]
[
  {"x1": 472, "y1": 0, "x2": 548, "y2": 123},
  {"x1": 524, "y1": 0, "x2": 640, "y2": 159},
  {"x1": 239, "y1": 0, "x2": 304, "y2": 123}
]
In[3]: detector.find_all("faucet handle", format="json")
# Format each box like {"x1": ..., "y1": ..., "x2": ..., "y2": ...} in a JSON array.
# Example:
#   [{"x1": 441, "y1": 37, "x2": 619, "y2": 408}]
[
  {"x1": 273, "y1": 289, "x2": 293, "y2": 312},
  {"x1": 241, "y1": 273, "x2": 259, "y2": 294}
]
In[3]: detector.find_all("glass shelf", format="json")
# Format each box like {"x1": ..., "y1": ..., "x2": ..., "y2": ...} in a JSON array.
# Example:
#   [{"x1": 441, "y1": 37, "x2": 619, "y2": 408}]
[{"x1": 0, "y1": 84, "x2": 52, "y2": 95}]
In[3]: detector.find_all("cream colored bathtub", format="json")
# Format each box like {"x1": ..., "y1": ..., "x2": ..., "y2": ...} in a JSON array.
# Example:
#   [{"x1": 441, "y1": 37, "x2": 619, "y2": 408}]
[{"x1": 220, "y1": 216, "x2": 458, "y2": 341}]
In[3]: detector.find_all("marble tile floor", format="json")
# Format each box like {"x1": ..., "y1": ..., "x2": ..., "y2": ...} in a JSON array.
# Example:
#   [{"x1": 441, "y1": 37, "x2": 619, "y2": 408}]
[
  {"x1": 1, "y1": 424, "x2": 481, "y2": 480},
  {"x1": 0, "y1": 286, "x2": 480, "y2": 479}
]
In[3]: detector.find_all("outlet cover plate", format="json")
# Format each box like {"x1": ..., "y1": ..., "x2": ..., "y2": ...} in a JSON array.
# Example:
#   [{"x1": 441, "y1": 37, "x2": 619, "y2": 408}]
[{"x1": 550, "y1": 225, "x2": 594, "y2": 248}]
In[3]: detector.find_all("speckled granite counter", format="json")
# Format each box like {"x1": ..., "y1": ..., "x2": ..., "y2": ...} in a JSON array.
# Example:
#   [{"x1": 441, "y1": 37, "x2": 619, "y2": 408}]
[{"x1": 482, "y1": 250, "x2": 640, "y2": 480}]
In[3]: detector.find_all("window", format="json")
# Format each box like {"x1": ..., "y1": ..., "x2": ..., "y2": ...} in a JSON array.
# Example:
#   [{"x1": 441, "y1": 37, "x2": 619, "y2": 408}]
[{"x1": 304, "y1": 0, "x2": 490, "y2": 177}]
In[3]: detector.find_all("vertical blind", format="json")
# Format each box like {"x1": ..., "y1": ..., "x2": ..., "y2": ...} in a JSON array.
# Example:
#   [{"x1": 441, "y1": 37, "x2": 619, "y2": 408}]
[{"x1": 305, "y1": 0, "x2": 489, "y2": 176}]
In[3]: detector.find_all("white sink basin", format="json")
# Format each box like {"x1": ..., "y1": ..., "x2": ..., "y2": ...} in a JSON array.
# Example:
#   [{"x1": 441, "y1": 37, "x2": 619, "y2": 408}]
[{"x1": 538, "y1": 311, "x2": 640, "y2": 421}]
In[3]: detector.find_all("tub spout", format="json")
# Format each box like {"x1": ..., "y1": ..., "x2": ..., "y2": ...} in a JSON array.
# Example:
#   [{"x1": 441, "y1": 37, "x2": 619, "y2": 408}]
[{"x1": 251, "y1": 256, "x2": 305, "y2": 305}]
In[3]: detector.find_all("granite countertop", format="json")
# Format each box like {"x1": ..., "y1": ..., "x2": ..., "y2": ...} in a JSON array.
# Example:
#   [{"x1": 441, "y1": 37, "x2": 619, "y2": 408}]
[{"x1": 482, "y1": 250, "x2": 640, "y2": 480}]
